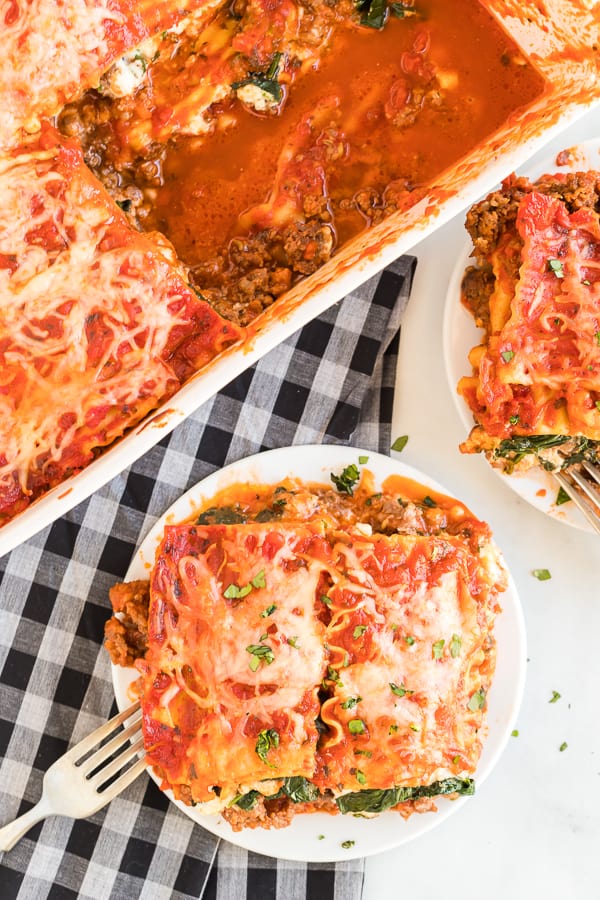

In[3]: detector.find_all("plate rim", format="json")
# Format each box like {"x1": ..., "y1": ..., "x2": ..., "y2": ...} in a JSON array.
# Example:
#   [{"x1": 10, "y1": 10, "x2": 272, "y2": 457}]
[{"x1": 111, "y1": 443, "x2": 525, "y2": 862}]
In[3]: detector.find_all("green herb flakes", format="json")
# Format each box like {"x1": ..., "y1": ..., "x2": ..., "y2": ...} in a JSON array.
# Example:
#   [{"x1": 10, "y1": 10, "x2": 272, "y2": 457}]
[
  {"x1": 501, "y1": 350, "x2": 515, "y2": 363},
  {"x1": 452, "y1": 755, "x2": 461, "y2": 765},
  {"x1": 356, "y1": 770, "x2": 367, "y2": 785},
  {"x1": 321, "y1": 594, "x2": 333, "y2": 606},
  {"x1": 317, "y1": 834, "x2": 325, "y2": 840},
  {"x1": 549, "y1": 690, "x2": 561, "y2": 704},
  {"x1": 224, "y1": 583, "x2": 252, "y2": 600},
  {"x1": 389, "y1": 724, "x2": 398, "y2": 735},
  {"x1": 255, "y1": 728, "x2": 279, "y2": 766},
  {"x1": 450, "y1": 634, "x2": 462, "y2": 658},
  {"x1": 358, "y1": 455, "x2": 369, "y2": 464},
  {"x1": 353, "y1": 625, "x2": 367, "y2": 640},
  {"x1": 331, "y1": 464, "x2": 361, "y2": 495},
  {"x1": 251, "y1": 569, "x2": 266, "y2": 589},
  {"x1": 348, "y1": 718, "x2": 366, "y2": 735},
  {"x1": 287, "y1": 636, "x2": 299, "y2": 648},
  {"x1": 511, "y1": 729, "x2": 519, "y2": 737},
  {"x1": 532, "y1": 568, "x2": 551, "y2": 581},
  {"x1": 559, "y1": 741, "x2": 568, "y2": 752},
  {"x1": 341, "y1": 696, "x2": 362, "y2": 709},
  {"x1": 422, "y1": 495, "x2": 436, "y2": 508},
  {"x1": 389, "y1": 682, "x2": 413, "y2": 698},
  {"x1": 432, "y1": 639, "x2": 445, "y2": 660},
  {"x1": 260, "y1": 604, "x2": 277, "y2": 618},
  {"x1": 467, "y1": 689, "x2": 486, "y2": 712},
  {"x1": 246, "y1": 643, "x2": 275, "y2": 671},
  {"x1": 391, "y1": 435, "x2": 409, "y2": 453},
  {"x1": 548, "y1": 258, "x2": 565, "y2": 278},
  {"x1": 555, "y1": 486, "x2": 571, "y2": 506},
  {"x1": 404, "y1": 635, "x2": 415, "y2": 646},
  {"x1": 341, "y1": 840, "x2": 356, "y2": 849}
]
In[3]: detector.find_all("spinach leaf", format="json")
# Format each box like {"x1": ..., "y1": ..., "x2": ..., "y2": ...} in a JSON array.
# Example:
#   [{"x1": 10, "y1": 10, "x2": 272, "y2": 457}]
[
  {"x1": 335, "y1": 777, "x2": 475, "y2": 814},
  {"x1": 231, "y1": 52, "x2": 284, "y2": 102},
  {"x1": 235, "y1": 790, "x2": 262, "y2": 810},
  {"x1": 282, "y1": 777, "x2": 320, "y2": 803},
  {"x1": 356, "y1": 0, "x2": 389, "y2": 29},
  {"x1": 197, "y1": 505, "x2": 246, "y2": 525}
]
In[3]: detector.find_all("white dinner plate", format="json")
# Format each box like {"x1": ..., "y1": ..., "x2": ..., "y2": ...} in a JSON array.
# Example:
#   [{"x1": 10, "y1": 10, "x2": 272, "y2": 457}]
[
  {"x1": 442, "y1": 138, "x2": 600, "y2": 533},
  {"x1": 112, "y1": 444, "x2": 525, "y2": 862}
]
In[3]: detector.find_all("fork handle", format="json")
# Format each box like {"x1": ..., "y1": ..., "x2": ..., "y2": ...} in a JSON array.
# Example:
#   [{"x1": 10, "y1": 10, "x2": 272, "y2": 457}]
[{"x1": 0, "y1": 795, "x2": 53, "y2": 853}]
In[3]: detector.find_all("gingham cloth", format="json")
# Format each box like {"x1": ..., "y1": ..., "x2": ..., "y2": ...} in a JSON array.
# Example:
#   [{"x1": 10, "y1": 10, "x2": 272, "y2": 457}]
[{"x1": 0, "y1": 255, "x2": 416, "y2": 900}]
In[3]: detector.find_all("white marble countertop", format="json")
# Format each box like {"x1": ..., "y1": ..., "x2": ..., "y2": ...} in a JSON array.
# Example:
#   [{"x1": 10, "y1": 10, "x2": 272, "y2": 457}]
[{"x1": 364, "y1": 104, "x2": 600, "y2": 900}]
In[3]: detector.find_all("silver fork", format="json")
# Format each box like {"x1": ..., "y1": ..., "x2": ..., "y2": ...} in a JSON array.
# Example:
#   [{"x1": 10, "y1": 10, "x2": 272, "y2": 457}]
[
  {"x1": 554, "y1": 460, "x2": 600, "y2": 534},
  {"x1": 0, "y1": 701, "x2": 145, "y2": 853}
]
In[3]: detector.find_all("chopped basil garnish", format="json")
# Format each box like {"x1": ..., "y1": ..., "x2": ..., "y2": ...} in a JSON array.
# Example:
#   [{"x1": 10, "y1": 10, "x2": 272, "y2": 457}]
[
  {"x1": 260, "y1": 604, "x2": 277, "y2": 618},
  {"x1": 422, "y1": 495, "x2": 436, "y2": 508},
  {"x1": 348, "y1": 718, "x2": 366, "y2": 734},
  {"x1": 341, "y1": 840, "x2": 356, "y2": 849},
  {"x1": 341, "y1": 696, "x2": 362, "y2": 709},
  {"x1": 559, "y1": 741, "x2": 568, "y2": 752},
  {"x1": 532, "y1": 568, "x2": 551, "y2": 581},
  {"x1": 389, "y1": 682, "x2": 413, "y2": 698},
  {"x1": 549, "y1": 690, "x2": 561, "y2": 703},
  {"x1": 548, "y1": 258, "x2": 565, "y2": 278},
  {"x1": 404, "y1": 635, "x2": 415, "y2": 646},
  {"x1": 511, "y1": 729, "x2": 519, "y2": 737},
  {"x1": 353, "y1": 625, "x2": 367, "y2": 639},
  {"x1": 356, "y1": 770, "x2": 367, "y2": 785},
  {"x1": 432, "y1": 639, "x2": 445, "y2": 660},
  {"x1": 287, "y1": 636, "x2": 299, "y2": 648},
  {"x1": 331, "y1": 463, "x2": 361, "y2": 495},
  {"x1": 224, "y1": 583, "x2": 252, "y2": 600},
  {"x1": 246, "y1": 643, "x2": 275, "y2": 671},
  {"x1": 391, "y1": 435, "x2": 409, "y2": 453},
  {"x1": 358, "y1": 455, "x2": 369, "y2": 464},
  {"x1": 555, "y1": 486, "x2": 571, "y2": 505},
  {"x1": 501, "y1": 350, "x2": 515, "y2": 363},
  {"x1": 320, "y1": 594, "x2": 333, "y2": 606},
  {"x1": 450, "y1": 634, "x2": 462, "y2": 658},
  {"x1": 251, "y1": 569, "x2": 266, "y2": 589},
  {"x1": 467, "y1": 689, "x2": 486, "y2": 712}
]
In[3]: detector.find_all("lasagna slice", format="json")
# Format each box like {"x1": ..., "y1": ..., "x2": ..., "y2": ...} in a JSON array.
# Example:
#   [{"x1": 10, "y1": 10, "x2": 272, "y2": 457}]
[
  {"x1": 0, "y1": 125, "x2": 242, "y2": 523},
  {"x1": 106, "y1": 472, "x2": 507, "y2": 828},
  {"x1": 458, "y1": 171, "x2": 600, "y2": 473},
  {"x1": 315, "y1": 529, "x2": 502, "y2": 811},
  {"x1": 138, "y1": 522, "x2": 330, "y2": 807},
  {"x1": 0, "y1": 0, "x2": 218, "y2": 148}
]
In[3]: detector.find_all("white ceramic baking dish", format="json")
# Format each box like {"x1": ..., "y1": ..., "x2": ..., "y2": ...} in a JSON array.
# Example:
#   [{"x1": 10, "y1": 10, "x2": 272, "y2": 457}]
[{"x1": 1, "y1": 0, "x2": 599, "y2": 556}]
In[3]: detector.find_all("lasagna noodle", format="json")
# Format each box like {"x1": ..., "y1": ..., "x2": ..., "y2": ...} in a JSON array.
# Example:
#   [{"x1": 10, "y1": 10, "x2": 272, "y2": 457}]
[
  {"x1": 0, "y1": 0, "x2": 218, "y2": 149},
  {"x1": 459, "y1": 189, "x2": 600, "y2": 442},
  {"x1": 315, "y1": 531, "x2": 503, "y2": 794},
  {"x1": 0, "y1": 124, "x2": 242, "y2": 521},
  {"x1": 139, "y1": 522, "x2": 331, "y2": 802}
]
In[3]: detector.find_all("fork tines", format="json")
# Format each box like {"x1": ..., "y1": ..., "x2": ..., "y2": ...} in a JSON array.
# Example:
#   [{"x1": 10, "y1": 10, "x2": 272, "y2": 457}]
[{"x1": 555, "y1": 460, "x2": 600, "y2": 534}]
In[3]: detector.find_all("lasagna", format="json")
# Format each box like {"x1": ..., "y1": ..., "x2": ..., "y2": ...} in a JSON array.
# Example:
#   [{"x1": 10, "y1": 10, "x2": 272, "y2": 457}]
[
  {"x1": 0, "y1": 124, "x2": 241, "y2": 523},
  {"x1": 0, "y1": 0, "x2": 545, "y2": 527},
  {"x1": 105, "y1": 465, "x2": 507, "y2": 829},
  {"x1": 457, "y1": 170, "x2": 600, "y2": 474}
]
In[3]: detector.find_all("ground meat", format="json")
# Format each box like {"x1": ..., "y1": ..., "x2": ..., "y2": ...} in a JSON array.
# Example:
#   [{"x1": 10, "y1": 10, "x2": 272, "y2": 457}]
[
  {"x1": 465, "y1": 171, "x2": 600, "y2": 259},
  {"x1": 104, "y1": 579, "x2": 150, "y2": 665},
  {"x1": 222, "y1": 793, "x2": 338, "y2": 830},
  {"x1": 461, "y1": 263, "x2": 495, "y2": 330}
]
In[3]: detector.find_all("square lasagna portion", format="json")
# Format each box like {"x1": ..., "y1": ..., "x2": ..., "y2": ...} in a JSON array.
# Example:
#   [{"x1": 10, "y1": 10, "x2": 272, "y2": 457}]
[
  {"x1": 108, "y1": 480, "x2": 507, "y2": 829},
  {"x1": 0, "y1": 124, "x2": 241, "y2": 523},
  {"x1": 458, "y1": 170, "x2": 600, "y2": 473}
]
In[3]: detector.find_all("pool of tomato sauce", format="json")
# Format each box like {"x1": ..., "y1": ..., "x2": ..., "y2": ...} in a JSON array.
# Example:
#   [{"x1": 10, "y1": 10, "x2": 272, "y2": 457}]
[{"x1": 144, "y1": 0, "x2": 545, "y2": 265}]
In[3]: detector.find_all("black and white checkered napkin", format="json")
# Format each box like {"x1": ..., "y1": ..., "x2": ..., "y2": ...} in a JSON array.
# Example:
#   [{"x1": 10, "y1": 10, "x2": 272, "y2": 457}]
[{"x1": 0, "y1": 256, "x2": 416, "y2": 900}]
